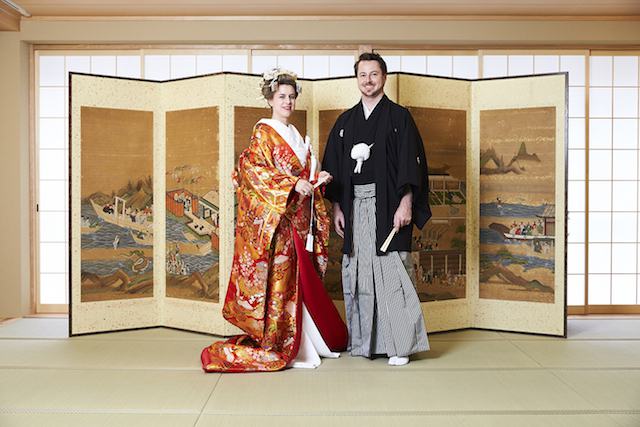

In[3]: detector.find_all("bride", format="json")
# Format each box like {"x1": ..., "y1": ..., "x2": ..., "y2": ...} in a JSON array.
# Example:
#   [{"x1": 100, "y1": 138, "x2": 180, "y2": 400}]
[{"x1": 201, "y1": 68, "x2": 348, "y2": 372}]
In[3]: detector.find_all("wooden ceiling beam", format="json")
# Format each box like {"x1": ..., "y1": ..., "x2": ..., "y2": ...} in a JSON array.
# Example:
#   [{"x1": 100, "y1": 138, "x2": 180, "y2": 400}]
[
  {"x1": 0, "y1": 1, "x2": 21, "y2": 31},
  {"x1": 13, "y1": 1, "x2": 640, "y2": 18}
]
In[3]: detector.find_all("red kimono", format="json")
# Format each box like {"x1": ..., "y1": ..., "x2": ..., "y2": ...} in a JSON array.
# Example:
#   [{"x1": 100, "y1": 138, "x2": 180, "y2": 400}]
[{"x1": 201, "y1": 120, "x2": 347, "y2": 373}]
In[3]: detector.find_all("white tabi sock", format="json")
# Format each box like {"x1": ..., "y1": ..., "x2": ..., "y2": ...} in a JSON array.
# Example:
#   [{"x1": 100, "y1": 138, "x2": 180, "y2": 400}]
[{"x1": 388, "y1": 356, "x2": 410, "y2": 366}]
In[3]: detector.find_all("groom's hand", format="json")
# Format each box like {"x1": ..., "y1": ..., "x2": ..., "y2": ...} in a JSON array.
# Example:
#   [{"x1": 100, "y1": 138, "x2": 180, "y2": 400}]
[{"x1": 393, "y1": 191, "x2": 413, "y2": 229}]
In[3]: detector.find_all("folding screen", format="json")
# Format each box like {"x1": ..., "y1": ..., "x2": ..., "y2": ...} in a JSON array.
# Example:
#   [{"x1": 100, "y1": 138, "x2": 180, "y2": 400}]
[
  {"x1": 399, "y1": 74, "x2": 567, "y2": 335},
  {"x1": 70, "y1": 71, "x2": 566, "y2": 336}
]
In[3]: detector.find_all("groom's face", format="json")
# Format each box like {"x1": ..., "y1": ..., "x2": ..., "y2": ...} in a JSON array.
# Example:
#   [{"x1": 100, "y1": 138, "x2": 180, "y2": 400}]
[{"x1": 357, "y1": 60, "x2": 386, "y2": 98}]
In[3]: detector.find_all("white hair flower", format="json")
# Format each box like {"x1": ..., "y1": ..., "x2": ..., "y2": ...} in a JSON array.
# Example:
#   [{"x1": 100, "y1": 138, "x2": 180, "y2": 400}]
[{"x1": 260, "y1": 67, "x2": 302, "y2": 99}]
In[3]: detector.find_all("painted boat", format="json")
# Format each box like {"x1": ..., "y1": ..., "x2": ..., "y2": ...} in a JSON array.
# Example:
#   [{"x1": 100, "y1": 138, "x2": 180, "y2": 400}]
[
  {"x1": 184, "y1": 210, "x2": 214, "y2": 236},
  {"x1": 90, "y1": 199, "x2": 153, "y2": 233},
  {"x1": 503, "y1": 233, "x2": 555, "y2": 241}
]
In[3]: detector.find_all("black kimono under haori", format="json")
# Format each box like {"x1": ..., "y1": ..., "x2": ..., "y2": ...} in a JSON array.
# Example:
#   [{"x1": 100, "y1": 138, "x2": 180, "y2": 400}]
[{"x1": 323, "y1": 94, "x2": 432, "y2": 358}]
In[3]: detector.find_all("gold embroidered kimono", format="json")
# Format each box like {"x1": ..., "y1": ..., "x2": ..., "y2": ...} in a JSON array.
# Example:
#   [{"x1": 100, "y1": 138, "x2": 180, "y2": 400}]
[{"x1": 201, "y1": 121, "x2": 344, "y2": 373}]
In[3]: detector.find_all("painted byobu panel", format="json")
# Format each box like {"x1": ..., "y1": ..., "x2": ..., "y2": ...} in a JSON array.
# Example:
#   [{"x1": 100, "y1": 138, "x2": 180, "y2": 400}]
[
  {"x1": 319, "y1": 109, "x2": 347, "y2": 300},
  {"x1": 165, "y1": 107, "x2": 220, "y2": 302},
  {"x1": 479, "y1": 107, "x2": 556, "y2": 303},
  {"x1": 409, "y1": 107, "x2": 467, "y2": 302},
  {"x1": 80, "y1": 107, "x2": 154, "y2": 302}
]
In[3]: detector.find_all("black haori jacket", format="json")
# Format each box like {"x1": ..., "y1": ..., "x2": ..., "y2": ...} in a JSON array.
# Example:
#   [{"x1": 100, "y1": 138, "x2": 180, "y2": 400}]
[{"x1": 322, "y1": 95, "x2": 432, "y2": 255}]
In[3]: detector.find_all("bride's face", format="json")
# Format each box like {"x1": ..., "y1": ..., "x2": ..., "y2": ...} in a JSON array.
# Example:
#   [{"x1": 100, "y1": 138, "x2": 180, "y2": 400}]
[{"x1": 268, "y1": 84, "x2": 297, "y2": 123}]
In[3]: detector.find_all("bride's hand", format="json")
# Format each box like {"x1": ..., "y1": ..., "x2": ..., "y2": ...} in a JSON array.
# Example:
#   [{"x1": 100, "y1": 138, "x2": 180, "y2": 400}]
[
  {"x1": 317, "y1": 171, "x2": 333, "y2": 185},
  {"x1": 231, "y1": 169, "x2": 240, "y2": 190},
  {"x1": 295, "y1": 179, "x2": 313, "y2": 197}
]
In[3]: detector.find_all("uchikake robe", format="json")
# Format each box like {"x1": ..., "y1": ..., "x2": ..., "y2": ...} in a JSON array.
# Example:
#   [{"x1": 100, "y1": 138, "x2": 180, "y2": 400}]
[
  {"x1": 322, "y1": 95, "x2": 432, "y2": 255},
  {"x1": 201, "y1": 121, "x2": 347, "y2": 373}
]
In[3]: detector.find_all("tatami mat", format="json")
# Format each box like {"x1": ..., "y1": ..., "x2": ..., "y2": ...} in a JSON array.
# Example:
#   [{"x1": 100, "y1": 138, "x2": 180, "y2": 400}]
[
  {"x1": 0, "y1": 317, "x2": 68, "y2": 339},
  {"x1": 195, "y1": 414, "x2": 628, "y2": 427},
  {"x1": 511, "y1": 340, "x2": 640, "y2": 368},
  {"x1": 0, "y1": 369, "x2": 218, "y2": 412},
  {"x1": 2, "y1": 413, "x2": 633, "y2": 427},
  {"x1": 552, "y1": 370, "x2": 640, "y2": 410},
  {"x1": 204, "y1": 369, "x2": 592, "y2": 414},
  {"x1": 497, "y1": 331, "x2": 562, "y2": 341},
  {"x1": 74, "y1": 327, "x2": 216, "y2": 341},
  {"x1": 0, "y1": 413, "x2": 198, "y2": 427},
  {"x1": 0, "y1": 338, "x2": 213, "y2": 370},
  {"x1": 316, "y1": 340, "x2": 539, "y2": 371},
  {"x1": 0, "y1": 317, "x2": 216, "y2": 341},
  {"x1": 566, "y1": 318, "x2": 640, "y2": 340},
  {"x1": 428, "y1": 329, "x2": 505, "y2": 341},
  {"x1": 609, "y1": 414, "x2": 640, "y2": 427},
  {"x1": 499, "y1": 318, "x2": 640, "y2": 341},
  {"x1": 1, "y1": 316, "x2": 638, "y2": 426}
]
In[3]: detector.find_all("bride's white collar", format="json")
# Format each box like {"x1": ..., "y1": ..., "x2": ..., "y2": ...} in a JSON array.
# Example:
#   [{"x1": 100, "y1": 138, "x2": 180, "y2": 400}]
[{"x1": 258, "y1": 118, "x2": 309, "y2": 166}]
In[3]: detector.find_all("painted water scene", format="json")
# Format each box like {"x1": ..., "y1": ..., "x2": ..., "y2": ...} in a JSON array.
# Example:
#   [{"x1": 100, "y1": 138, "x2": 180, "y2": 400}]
[
  {"x1": 80, "y1": 107, "x2": 154, "y2": 302},
  {"x1": 479, "y1": 107, "x2": 556, "y2": 303},
  {"x1": 409, "y1": 107, "x2": 467, "y2": 302},
  {"x1": 165, "y1": 107, "x2": 219, "y2": 302}
]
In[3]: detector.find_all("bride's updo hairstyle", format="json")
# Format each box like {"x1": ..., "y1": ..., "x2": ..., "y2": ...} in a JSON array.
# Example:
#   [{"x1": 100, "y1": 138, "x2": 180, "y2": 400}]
[{"x1": 260, "y1": 68, "x2": 302, "y2": 100}]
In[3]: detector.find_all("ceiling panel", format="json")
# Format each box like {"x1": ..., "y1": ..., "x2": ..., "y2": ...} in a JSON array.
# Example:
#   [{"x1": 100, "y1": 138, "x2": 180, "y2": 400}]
[{"x1": 12, "y1": 0, "x2": 640, "y2": 17}]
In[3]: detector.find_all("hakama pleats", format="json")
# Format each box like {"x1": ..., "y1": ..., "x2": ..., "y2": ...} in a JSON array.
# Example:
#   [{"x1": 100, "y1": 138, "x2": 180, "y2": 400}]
[{"x1": 342, "y1": 184, "x2": 429, "y2": 358}]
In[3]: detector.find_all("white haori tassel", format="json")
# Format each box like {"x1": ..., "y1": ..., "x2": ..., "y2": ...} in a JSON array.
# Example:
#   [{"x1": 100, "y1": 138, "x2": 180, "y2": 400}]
[
  {"x1": 306, "y1": 138, "x2": 317, "y2": 253},
  {"x1": 305, "y1": 229, "x2": 314, "y2": 252},
  {"x1": 351, "y1": 142, "x2": 374, "y2": 174},
  {"x1": 305, "y1": 184, "x2": 315, "y2": 252}
]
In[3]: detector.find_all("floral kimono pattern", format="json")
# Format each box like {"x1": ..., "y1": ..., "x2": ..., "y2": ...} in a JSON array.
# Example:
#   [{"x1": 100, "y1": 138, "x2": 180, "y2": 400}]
[{"x1": 201, "y1": 121, "x2": 345, "y2": 373}]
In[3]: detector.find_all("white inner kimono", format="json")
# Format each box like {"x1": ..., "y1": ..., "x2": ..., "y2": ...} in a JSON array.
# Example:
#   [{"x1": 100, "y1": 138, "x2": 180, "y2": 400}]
[{"x1": 258, "y1": 118, "x2": 340, "y2": 368}]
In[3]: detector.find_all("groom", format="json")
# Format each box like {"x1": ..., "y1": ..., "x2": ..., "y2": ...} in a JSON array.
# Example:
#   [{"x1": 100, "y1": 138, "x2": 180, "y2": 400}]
[{"x1": 322, "y1": 52, "x2": 432, "y2": 366}]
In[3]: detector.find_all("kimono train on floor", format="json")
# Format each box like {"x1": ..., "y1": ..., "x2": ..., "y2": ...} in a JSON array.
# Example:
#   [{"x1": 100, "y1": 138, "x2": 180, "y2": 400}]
[{"x1": 201, "y1": 119, "x2": 347, "y2": 373}]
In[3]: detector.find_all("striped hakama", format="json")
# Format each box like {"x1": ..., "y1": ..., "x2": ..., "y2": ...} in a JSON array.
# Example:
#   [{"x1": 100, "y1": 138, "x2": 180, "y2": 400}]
[{"x1": 342, "y1": 184, "x2": 430, "y2": 358}]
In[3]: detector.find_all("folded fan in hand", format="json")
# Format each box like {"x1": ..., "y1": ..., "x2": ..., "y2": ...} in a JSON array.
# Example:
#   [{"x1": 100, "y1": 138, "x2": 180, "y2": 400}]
[
  {"x1": 313, "y1": 174, "x2": 330, "y2": 189},
  {"x1": 379, "y1": 228, "x2": 398, "y2": 253}
]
